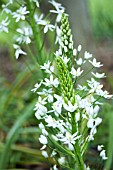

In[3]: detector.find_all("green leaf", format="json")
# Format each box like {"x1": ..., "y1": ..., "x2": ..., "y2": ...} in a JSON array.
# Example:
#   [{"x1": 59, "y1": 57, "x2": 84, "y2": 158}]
[
  {"x1": 104, "y1": 104, "x2": 113, "y2": 170},
  {"x1": 0, "y1": 102, "x2": 35, "y2": 169}
]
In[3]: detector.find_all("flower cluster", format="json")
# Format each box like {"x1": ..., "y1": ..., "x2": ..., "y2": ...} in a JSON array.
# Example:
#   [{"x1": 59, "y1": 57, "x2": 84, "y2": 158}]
[
  {"x1": 0, "y1": 0, "x2": 66, "y2": 59},
  {"x1": 1, "y1": 0, "x2": 112, "y2": 169},
  {"x1": 32, "y1": 13, "x2": 112, "y2": 169}
]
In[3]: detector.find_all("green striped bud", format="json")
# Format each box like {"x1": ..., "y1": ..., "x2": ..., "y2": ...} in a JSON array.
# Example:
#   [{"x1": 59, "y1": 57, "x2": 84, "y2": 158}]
[
  {"x1": 60, "y1": 14, "x2": 74, "y2": 70},
  {"x1": 56, "y1": 57, "x2": 76, "y2": 105}
]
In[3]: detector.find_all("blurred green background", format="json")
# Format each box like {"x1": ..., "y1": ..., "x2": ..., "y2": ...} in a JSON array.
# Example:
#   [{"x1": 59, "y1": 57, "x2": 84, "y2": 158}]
[{"x1": 0, "y1": 0, "x2": 113, "y2": 169}]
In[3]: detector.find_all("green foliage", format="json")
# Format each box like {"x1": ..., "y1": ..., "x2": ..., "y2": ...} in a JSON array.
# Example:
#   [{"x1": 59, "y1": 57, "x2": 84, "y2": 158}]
[{"x1": 89, "y1": 0, "x2": 113, "y2": 39}]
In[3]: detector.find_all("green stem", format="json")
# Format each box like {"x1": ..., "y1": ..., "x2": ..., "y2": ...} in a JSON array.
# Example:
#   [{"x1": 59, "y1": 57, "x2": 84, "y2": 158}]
[
  {"x1": 71, "y1": 113, "x2": 85, "y2": 170},
  {"x1": 27, "y1": 0, "x2": 43, "y2": 65}
]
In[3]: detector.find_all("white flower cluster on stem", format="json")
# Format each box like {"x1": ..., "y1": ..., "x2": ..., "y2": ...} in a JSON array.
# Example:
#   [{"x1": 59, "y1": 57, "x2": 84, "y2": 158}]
[
  {"x1": 1, "y1": 0, "x2": 112, "y2": 169},
  {"x1": 31, "y1": 11, "x2": 112, "y2": 170}
]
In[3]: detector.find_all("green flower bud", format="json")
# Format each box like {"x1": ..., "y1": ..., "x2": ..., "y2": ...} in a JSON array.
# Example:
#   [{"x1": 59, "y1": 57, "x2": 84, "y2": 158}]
[{"x1": 56, "y1": 57, "x2": 76, "y2": 105}]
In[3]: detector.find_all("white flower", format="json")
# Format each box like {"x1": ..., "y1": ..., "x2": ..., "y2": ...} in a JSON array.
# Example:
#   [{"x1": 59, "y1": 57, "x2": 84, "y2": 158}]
[
  {"x1": 76, "y1": 58, "x2": 83, "y2": 65},
  {"x1": 87, "y1": 78, "x2": 103, "y2": 93},
  {"x1": 87, "y1": 118, "x2": 94, "y2": 128},
  {"x1": 13, "y1": 44, "x2": 27, "y2": 59},
  {"x1": 100, "y1": 150, "x2": 108, "y2": 160},
  {"x1": 50, "y1": 165, "x2": 58, "y2": 170},
  {"x1": 55, "y1": 26, "x2": 61, "y2": 44},
  {"x1": 40, "y1": 145, "x2": 46, "y2": 150},
  {"x1": 41, "y1": 150, "x2": 48, "y2": 158},
  {"x1": 31, "y1": 81, "x2": 42, "y2": 93},
  {"x1": 39, "y1": 123, "x2": 48, "y2": 136},
  {"x1": 16, "y1": 27, "x2": 32, "y2": 44},
  {"x1": 50, "y1": 150, "x2": 57, "y2": 157},
  {"x1": 43, "y1": 75, "x2": 59, "y2": 88},
  {"x1": 33, "y1": 0, "x2": 39, "y2": 7},
  {"x1": 34, "y1": 97, "x2": 47, "y2": 119},
  {"x1": 39, "y1": 135, "x2": 48, "y2": 145},
  {"x1": 49, "y1": 0, "x2": 65, "y2": 22},
  {"x1": 0, "y1": 17, "x2": 10, "y2": 33},
  {"x1": 77, "y1": 85, "x2": 88, "y2": 91},
  {"x1": 89, "y1": 58, "x2": 103, "y2": 68},
  {"x1": 77, "y1": 45, "x2": 82, "y2": 52},
  {"x1": 38, "y1": 88, "x2": 53, "y2": 103},
  {"x1": 96, "y1": 89, "x2": 113, "y2": 99},
  {"x1": 73, "y1": 48, "x2": 77, "y2": 56},
  {"x1": 92, "y1": 72, "x2": 106, "y2": 79},
  {"x1": 40, "y1": 61, "x2": 54, "y2": 74},
  {"x1": 34, "y1": 14, "x2": 44, "y2": 24},
  {"x1": 55, "y1": 48, "x2": 62, "y2": 56},
  {"x1": 2, "y1": 4, "x2": 11, "y2": 14},
  {"x1": 38, "y1": 20, "x2": 55, "y2": 33},
  {"x1": 61, "y1": 56, "x2": 70, "y2": 64},
  {"x1": 12, "y1": 6, "x2": 29, "y2": 22},
  {"x1": 59, "y1": 131, "x2": 81, "y2": 150},
  {"x1": 52, "y1": 101, "x2": 62, "y2": 115},
  {"x1": 63, "y1": 101, "x2": 78, "y2": 112},
  {"x1": 58, "y1": 157, "x2": 65, "y2": 164},
  {"x1": 97, "y1": 145, "x2": 104, "y2": 151},
  {"x1": 95, "y1": 117, "x2": 102, "y2": 126},
  {"x1": 52, "y1": 94, "x2": 63, "y2": 115},
  {"x1": 84, "y1": 51, "x2": 92, "y2": 59},
  {"x1": 70, "y1": 67, "x2": 83, "y2": 78},
  {"x1": 49, "y1": 0, "x2": 64, "y2": 11},
  {"x1": 45, "y1": 115, "x2": 58, "y2": 128}
]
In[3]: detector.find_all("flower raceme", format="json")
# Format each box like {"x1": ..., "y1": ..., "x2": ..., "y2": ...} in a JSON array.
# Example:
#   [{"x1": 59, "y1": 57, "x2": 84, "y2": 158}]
[
  {"x1": 1, "y1": 0, "x2": 112, "y2": 169},
  {"x1": 32, "y1": 13, "x2": 112, "y2": 169}
]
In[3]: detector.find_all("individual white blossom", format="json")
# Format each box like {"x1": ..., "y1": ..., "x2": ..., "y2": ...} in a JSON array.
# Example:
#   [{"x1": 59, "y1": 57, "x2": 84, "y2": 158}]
[
  {"x1": 12, "y1": 6, "x2": 29, "y2": 22},
  {"x1": 34, "y1": 97, "x2": 47, "y2": 119},
  {"x1": 100, "y1": 150, "x2": 108, "y2": 160},
  {"x1": 61, "y1": 56, "x2": 70, "y2": 64},
  {"x1": 55, "y1": 48, "x2": 62, "y2": 56},
  {"x1": 49, "y1": 0, "x2": 65, "y2": 22},
  {"x1": 73, "y1": 48, "x2": 77, "y2": 56},
  {"x1": 76, "y1": 58, "x2": 83, "y2": 65},
  {"x1": 13, "y1": 44, "x2": 27, "y2": 59},
  {"x1": 0, "y1": 17, "x2": 10, "y2": 33},
  {"x1": 45, "y1": 115, "x2": 58, "y2": 128},
  {"x1": 84, "y1": 51, "x2": 92, "y2": 59},
  {"x1": 52, "y1": 101, "x2": 62, "y2": 115},
  {"x1": 38, "y1": 20, "x2": 55, "y2": 33},
  {"x1": 55, "y1": 26, "x2": 61, "y2": 44},
  {"x1": 16, "y1": 27, "x2": 32, "y2": 44},
  {"x1": 97, "y1": 145, "x2": 104, "y2": 151},
  {"x1": 92, "y1": 72, "x2": 106, "y2": 79},
  {"x1": 41, "y1": 150, "x2": 49, "y2": 158},
  {"x1": 50, "y1": 165, "x2": 58, "y2": 170},
  {"x1": 89, "y1": 58, "x2": 103, "y2": 68},
  {"x1": 34, "y1": 14, "x2": 44, "y2": 24},
  {"x1": 63, "y1": 101, "x2": 78, "y2": 112},
  {"x1": 49, "y1": 0, "x2": 64, "y2": 10},
  {"x1": 70, "y1": 67, "x2": 83, "y2": 78},
  {"x1": 77, "y1": 45, "x2": 82, "y2": 52},
  {"x1": 96, "y1": 89, "x2": 113, "y2": 99},
  {"x1": 39, "y1": 135, "x2": 48, "y2": 145},
  {"x1": 31, "y1": 81, "x2": 42, "y2": 93},
  {"x1": 38, "y1": 88, "x2": 53, "y2": 103},
  {"x1": 2, "y1": 4, "x2": 11, "y2": 14},
  {"x1": 43, "y1": 75, "x2": 59, "y2": 88},
  {"x1": 87, "y1": 78, "x2": 103, "y2": 93},
  {"x1": 58, "y1": 157, "x2": 65, "y2": 164},
  {"x1": 59, "y1": 131, "x2": 81, "y2": 150},
  {"x1": 40, "y1": 61, "x2": 54, "y2": 74},
  {"x1": 77, "y1": 84, "x2": 88, "y2": 91},
  {"x1": 33, "y1": 0, "x2": 39, "y2": 7},
  {"x1": 40, "y1": 145, "x2": 46, "y2": 150}
]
